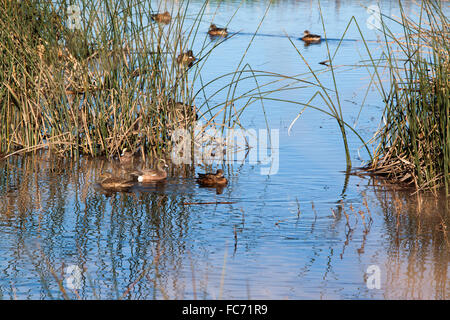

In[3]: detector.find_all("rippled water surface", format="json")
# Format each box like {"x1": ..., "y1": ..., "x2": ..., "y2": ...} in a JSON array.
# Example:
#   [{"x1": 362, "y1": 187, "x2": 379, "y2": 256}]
[{"x1": 0, "y1": 0, "x2": 449, "y2": 299}]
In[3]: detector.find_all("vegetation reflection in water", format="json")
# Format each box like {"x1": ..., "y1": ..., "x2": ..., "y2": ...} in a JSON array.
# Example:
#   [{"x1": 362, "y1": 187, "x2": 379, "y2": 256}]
[
  {"x1": 0, "y1": 153, "x2": 448, "y2": 299},
  {"x1": 0, "y1": 153, "x2": 195, "y2": 299}
]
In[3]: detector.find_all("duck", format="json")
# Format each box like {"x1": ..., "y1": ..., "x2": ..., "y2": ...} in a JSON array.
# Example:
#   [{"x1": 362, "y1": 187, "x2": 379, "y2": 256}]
[
  {"x1": 196, "y1": 169, "x2": 228, "y2": 186},
  {"x1": 170, "y1": 100, "x2": 198, "y2": 121},
  {"x1": 176, "y1": 50, "x2": 196, "y2": 68},
  {"x1": 99, "y1": 172, "x2": 134, "y2": 192},
  {"x1": 208, "y1": 24, "x2": 228, "y2": 37},
  {"x1": 119, "y1": 148, "x2": 134, "y2": 165},
  {"x1": 151, "y1": 11, "x2": 171, "y2": 24},
  {"x1": 301, "y1": 30, "x2": 321, "y2": 44},
  {"x1": 131, "y1": 159, "x2": 168, "y2": 182}
]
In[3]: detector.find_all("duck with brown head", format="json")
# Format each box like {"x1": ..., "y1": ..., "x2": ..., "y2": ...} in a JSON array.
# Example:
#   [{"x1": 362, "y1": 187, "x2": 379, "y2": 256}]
[
  {"x1": 151, "y1": 11, "x2": 171, "y2": 24},
  {"x1": 208, "y1": 24, "x2": 228, "y2": 37},
  {"x1": 170, "y1": 99, "x2": 198, "y2": 121},
  {"x1": 196, "y1": 169, "x2": 228, "y2": 187},
  {"x1": 119, "y1": 148, "x2": 134, "y2": 165},
  {"x1": 301, "y1": 30, "x2": 321, "y2": 44},
  {"x1": 177, "y1": 50, "x2": 196, "y2": 68}
]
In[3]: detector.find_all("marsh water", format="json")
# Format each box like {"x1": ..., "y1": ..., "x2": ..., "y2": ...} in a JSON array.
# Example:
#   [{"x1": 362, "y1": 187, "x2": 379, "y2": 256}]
[{"x1": 0, "y1": 0, "x2": 449, "y2": 299}]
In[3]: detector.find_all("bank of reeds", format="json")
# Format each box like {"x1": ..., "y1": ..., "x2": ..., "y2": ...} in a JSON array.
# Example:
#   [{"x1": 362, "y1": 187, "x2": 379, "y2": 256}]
[
  {"x1": 0, "y1": 0, "x2": 241, "y2": 161},
  {"x1": 364, "y1": 0, "x2": 449, "y2": 195}
]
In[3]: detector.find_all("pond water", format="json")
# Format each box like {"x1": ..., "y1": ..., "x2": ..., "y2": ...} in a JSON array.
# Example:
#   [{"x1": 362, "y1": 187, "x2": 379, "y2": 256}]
[{"x1": 0, "y1": 0, "x2": 449, "y2": 299}]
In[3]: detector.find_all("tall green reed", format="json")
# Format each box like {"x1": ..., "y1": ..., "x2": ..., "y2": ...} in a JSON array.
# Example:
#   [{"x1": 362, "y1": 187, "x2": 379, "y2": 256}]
[
  {"x1": 365, "y1": 0, "x2": 449, "y2": 195},
  {"x1": 0, "y1": 0, "x2": 252, "y2": 161}
]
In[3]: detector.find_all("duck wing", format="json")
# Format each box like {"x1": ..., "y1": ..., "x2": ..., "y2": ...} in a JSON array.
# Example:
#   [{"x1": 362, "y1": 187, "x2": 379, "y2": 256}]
[
  {"x1": 196, "y1": 177, "x2": 216, "y2": 186},
  {"x1": 197, "y1": 172, "x2": 216, "y2": 179}
]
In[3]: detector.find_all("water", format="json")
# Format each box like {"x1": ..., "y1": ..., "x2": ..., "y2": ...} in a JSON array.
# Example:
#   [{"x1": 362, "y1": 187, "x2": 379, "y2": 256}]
[{"x1": 0, "y1": 0, "x2": 449, "y2": 299}]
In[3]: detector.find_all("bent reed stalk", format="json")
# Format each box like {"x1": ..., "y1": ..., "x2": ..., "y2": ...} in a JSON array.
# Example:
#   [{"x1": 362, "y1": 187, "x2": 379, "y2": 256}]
[
  {"x1": 0, "y1": 0, "x2": 247, "y2": 161},
  {"x1": 364, "y1": 0, "x2": 449, "y2": 195}
]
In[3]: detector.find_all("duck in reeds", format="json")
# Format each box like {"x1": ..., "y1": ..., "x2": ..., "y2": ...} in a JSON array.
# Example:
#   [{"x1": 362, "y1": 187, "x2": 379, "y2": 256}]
[
  {"x1": 119, "y1": 148, "x2": 134, "y2": 165},
  {"x1": 151, "y1": 11, "x2": 171, "y2": 24},
  {"x1": 196, "y1": 169, "x2": 228, "y2": 187},
  {"x1": 177, "y1": 50, "x2": 196, "y2": 68},
  {"x1": 208, "y1": 24, "x2": 228, "y2": 37},
  {"x1": 170, "y1": 100, "x2": 198, "y2": 121},
  {"x1": 131, "y1": 159, "x2": 168, "y2": 182},
  {"x1": 99, "y1": 172, "x2": 134, "y2": 192},
  {"x1": 301, "y1": 30, "x2": 321, "y2": 44}
]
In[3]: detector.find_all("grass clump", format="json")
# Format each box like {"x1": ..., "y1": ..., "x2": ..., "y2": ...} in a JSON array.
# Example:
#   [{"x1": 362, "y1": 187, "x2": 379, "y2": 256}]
[
  {"x1": 365, "y1": 0, "x2": 449, "y2": 195},
  {"x1": 0, "y1": 0, "x2": 233, "y2": 160}
]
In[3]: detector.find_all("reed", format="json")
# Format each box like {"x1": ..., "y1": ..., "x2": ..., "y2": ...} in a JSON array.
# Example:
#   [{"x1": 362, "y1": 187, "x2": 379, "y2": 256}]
[
  {"x1": 364, "y1": 0, "x2": 449, "y2": 195},
  {"x1": 0, "y1": 0, "x2": 250, "y2": 161}
]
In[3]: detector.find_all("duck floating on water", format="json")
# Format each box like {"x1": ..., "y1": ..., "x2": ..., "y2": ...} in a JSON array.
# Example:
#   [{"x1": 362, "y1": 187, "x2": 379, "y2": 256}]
[
  {"x1": 151, "y1": 11, "x2": 171, "y2": 24},
  {"x1": 301, "y1": 30, "x2": 321, "y2": 44},
  {"x1": 119, "y1": 148, "x2": 134, "y2": 165},
  {"x1": 99, "y1": 172, "x2": 134, "y2": 192},
  {"x1": 176, "y1": 50, "x2": 196, "y2": 68},
  {"x1": 131, "y1": 159, "x2": 168, "y2": 182},
  {"x1": 196, "y1": 169, "x2": 228, "y2": 187},
  {"x1": 208, "y1": 24, "x2": 228, "y2": 37}
]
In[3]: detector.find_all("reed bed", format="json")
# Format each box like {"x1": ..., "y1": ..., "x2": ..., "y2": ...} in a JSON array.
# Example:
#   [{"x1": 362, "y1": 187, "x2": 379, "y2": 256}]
[
  {"x1": 364, "y1": 0, "x2": 449, "y2": 195},
  {"x1": 0, "y1": 0, "x2": 247, "y2": 161}
]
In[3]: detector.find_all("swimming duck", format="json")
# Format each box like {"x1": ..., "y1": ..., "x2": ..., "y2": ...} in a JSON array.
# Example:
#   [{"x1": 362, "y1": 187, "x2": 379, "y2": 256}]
[
  {"x1": 151, "y1": 11, "x2": 171, "y2": 24},
  {"x1": 99, "y1": 172, "x2": 134, "y2": 192},
  {"x1": 196, "y1": 169, "x2": 228, "y2": 186},
  {"x1": 176, "y1": 50, "x2": 196, "y2": 68},
  {"x1": 208, "y1": 24, "x2": 228, "y2": 37},
  {"x1": 301, "y1": 30, "x2": 321, "y2": 44},
  {"x1": 131, "y1": 159, "x2": 168, "y2": 182},
  {"x1": 119, "y1": 148, "x2": 134, "y2": 165}
]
